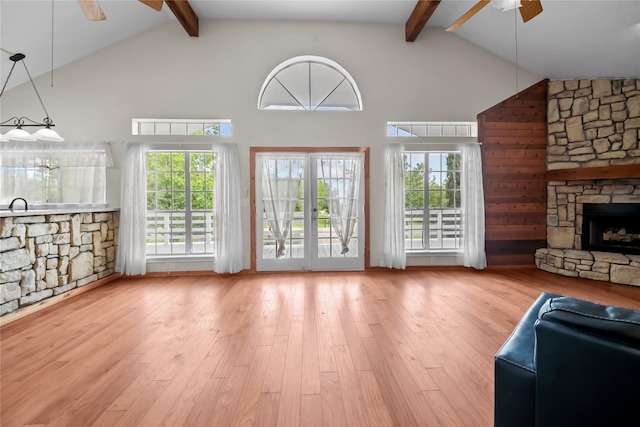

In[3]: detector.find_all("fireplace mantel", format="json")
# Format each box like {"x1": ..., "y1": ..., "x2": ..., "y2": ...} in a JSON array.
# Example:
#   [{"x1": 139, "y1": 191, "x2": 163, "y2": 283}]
[{"x1": 546, "y1": 165, "x2": 640, "y2": 181}]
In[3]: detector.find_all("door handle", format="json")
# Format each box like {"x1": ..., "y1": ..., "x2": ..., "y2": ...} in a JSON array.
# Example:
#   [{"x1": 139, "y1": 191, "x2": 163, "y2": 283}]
[{"x1": 312, "y1": 207, "x2": 317, "y2": 221}]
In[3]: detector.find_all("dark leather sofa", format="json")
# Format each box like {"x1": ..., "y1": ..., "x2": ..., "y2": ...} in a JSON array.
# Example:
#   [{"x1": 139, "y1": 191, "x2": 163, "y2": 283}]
[{"x1": 494, "y1": 292, "x2": 640, "y2": 427}]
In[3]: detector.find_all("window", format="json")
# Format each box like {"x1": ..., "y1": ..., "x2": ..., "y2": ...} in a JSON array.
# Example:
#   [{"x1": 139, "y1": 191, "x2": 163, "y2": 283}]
[
  {"x1": 0, "y1": 141, "x2": 108, "y2": 206},
  {"x1": 132, "y1": 118, "x2": 232, "y2": 136},
  {"x1": 146, "y1": 151, "x2": 215, "y2": 256},
  {"x1": 387, "y1": 121, "x2": 477, "y2": 137},
  {"x1": 404, "y1": 151, "x2": 462, "y2": 252},
  {"x1": 258, "y1": 56, "x2": 362, "y2": 111}
]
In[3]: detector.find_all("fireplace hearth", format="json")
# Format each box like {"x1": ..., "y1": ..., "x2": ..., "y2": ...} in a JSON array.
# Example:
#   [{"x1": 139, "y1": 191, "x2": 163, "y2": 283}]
[
  {"x1": 537, "y1": 178, "x2": 640, "y2": 286},
  {"x1": 582, "y1": 203, "x2": 640, "y2": 256}
]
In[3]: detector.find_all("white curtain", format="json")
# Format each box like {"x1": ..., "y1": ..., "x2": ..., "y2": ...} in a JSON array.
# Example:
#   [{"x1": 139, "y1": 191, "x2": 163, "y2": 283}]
[
  {"x1": 260, "y1": 154, "x2": 305, "y2": 258},
  {"x1": 213, "y1": 142, "x2": 244, "y2": 274},
  {"x1": 116, "y1": 142, "x2": 148, "y2": 276},
  {"x1": 381, "y1": 143, "x2": 406, "y2": 269},
  {"x1": 461, "y1": 143, "x2": 487, "y2": 270},
  {"x1": 320, "y1": 155, "x2": 362, "y2": 255},
  {"x1": 0, "y1": 141, "x2": 110, "y2": 205}
]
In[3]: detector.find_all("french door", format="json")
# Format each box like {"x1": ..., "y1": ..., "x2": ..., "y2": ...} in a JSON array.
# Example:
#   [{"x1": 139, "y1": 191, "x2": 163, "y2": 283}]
[{"x1": 255, "y1": 152, "x2": 365, "y2": 271}]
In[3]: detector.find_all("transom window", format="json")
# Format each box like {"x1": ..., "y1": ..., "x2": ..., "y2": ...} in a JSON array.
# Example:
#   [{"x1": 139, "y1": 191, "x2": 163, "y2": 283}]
[
  {"x1": 132, "y1": 119, "x2": 232, "y2": 136},
  {"x1": 387, "y1": 121, "x2": 477, "y2": 137},
  {"x1": 404, "y1": 151, "x2": 462, "y2": 252},
  {"x1": 258, "y1": 56, "x2": 362, "y2": 111},
  {"x1": 146, "y1": 151, "x2": 215, "y2": 256}
]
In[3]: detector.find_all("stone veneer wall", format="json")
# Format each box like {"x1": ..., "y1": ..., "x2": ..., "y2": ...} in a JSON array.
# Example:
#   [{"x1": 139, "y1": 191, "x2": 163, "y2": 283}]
[
  {"x1": 547, "y1": 79, "x2": 640, "y2": 169},
  {"x1": 0, "y1": 211, "x2": 119, "y2": 316},
  {"x1": 538, "y1": 78, "x2": 640, "y2": 286}
]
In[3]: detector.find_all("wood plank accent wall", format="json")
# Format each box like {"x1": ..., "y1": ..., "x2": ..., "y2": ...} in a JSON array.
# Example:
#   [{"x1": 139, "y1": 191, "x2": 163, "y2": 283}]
[{"x1": 478, "y1": 79, "x2": 549, "y2": 265}]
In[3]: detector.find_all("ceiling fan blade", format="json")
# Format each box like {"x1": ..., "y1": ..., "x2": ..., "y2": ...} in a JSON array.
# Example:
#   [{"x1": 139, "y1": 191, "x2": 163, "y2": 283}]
[
  {"x1": 519, "y1": 0, "x2": 543, "y2": 22},
  {"x1": 77, "y1": 0, "x2": 106, "y2": 21},
  {"x1": 446, "y1": 0, "x2": 490, "y2": 31},
  {"x1": 139, "y1": 0, "x2": 164, "y2": 11}
]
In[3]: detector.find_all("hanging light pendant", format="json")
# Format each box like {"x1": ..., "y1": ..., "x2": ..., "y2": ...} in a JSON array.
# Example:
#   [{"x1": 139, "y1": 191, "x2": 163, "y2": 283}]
[{"x1": 0, "y1": 53, "x2": 64, "y2": 141}]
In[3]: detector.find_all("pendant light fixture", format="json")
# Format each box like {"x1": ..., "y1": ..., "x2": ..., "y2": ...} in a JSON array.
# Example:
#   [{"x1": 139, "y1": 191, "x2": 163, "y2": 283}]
[{"x1": 0, "y1": 53, "x2": 64, "y2": 141}]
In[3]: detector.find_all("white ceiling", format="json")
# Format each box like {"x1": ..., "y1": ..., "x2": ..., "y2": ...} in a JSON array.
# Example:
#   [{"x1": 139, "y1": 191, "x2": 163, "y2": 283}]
[{"x1": 1, "y1": 0, "x2": 639, "y2": 91}]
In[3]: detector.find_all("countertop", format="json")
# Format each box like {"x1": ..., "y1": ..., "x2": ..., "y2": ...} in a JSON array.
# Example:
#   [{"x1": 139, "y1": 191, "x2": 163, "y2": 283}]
[{"x1": 0, "y1": 206, "x2": 119, "y2": 218}]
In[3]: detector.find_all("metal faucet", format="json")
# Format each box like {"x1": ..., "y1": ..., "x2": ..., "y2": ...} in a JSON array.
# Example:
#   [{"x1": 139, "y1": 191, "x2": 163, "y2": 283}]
[{"x1": 8, "y1": 198, "x2": 28, "y2": 211}]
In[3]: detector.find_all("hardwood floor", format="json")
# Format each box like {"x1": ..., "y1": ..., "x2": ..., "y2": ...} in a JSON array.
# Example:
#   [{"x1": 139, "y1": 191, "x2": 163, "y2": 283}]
[{"x1": 2, "y1": 268, "x2": 640, "y2": 427}]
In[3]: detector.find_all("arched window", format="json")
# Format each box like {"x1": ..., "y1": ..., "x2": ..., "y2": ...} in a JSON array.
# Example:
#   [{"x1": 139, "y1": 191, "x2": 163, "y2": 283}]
[{"x1": 258, "y1": 56, "x2": 362, "y2": 111}]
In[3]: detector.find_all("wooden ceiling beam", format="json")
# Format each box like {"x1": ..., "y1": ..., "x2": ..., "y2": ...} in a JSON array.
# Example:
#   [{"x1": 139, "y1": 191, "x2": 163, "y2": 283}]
[
  {"x1": 165, "y1": 0, "x2": 199, "y2": 37},
  {"x1": 405, "y1": 0, "x2": 441, "y2": 42}
]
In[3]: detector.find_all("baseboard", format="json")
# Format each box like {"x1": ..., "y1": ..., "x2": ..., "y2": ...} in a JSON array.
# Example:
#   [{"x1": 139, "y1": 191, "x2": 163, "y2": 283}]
[
  {"x1": 0, "y1": 273, "x2": 121, "y2": 327},
  {"x1": 138, "y1": 269, "x2": 252, "y2": 277},
  {"x1": 485, "y1": 265, "x2": 537, "y2": 270}
]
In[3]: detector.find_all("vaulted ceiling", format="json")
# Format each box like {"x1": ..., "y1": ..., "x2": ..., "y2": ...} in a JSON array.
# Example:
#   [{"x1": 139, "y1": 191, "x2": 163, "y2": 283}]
[{"x1": 1, "y1": 1, "x2": 639, "y2": 91}]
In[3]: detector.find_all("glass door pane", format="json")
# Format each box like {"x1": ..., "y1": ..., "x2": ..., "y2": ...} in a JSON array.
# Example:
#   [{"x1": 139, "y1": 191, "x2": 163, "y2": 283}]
[
  {"x1": 256, "y1": 154, "x2": 307, "y2": 271},
  {"x1": 311, "y1": 153, "x2": 364, "y2": 271}
]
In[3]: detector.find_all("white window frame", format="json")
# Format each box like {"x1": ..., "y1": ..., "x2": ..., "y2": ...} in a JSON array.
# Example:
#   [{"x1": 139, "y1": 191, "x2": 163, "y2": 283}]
[
  {"x1": 145, "y1": 150, "x2": 215, "y2": 258},
  {"x1": 404, "y1": 149, "x2": 462, "y2": 254}
]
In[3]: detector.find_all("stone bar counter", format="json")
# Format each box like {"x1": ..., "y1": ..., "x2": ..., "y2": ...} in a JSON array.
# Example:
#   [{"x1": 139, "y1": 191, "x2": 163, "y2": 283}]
[{"x1": 0, "y1": 208, "x2": 119, "y2": 316}]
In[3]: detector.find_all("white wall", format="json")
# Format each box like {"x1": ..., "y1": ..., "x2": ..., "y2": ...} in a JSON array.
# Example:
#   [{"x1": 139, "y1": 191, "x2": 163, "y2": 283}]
[{"x1": 0, "y1": 20, "x2": 542, "y2": 270}]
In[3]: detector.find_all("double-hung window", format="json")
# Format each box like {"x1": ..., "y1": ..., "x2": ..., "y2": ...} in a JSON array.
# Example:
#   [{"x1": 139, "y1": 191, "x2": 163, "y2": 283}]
[
  {"x1": 404, "y1": 151, "x2": 462, "y2": 252},
  {"x1": 387, "y1": 121, "x2": 477, "y2": 254},
  {"x1": 146, "y1": 151, "x2": 215, "y2": 256}
]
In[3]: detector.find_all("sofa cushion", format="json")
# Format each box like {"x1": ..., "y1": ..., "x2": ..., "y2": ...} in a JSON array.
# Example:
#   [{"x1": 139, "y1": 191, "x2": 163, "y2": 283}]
[{"x1": 538, "y1": 296, "x2": 640, "y2": 346}]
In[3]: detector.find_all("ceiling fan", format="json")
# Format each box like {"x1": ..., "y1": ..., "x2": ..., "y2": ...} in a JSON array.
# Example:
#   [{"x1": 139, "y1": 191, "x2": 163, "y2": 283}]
[
  {"x1": 76, "y1": 0, "x2": 163, "y2": 21},
  {"x1": 446, "y1": 0, "x2": 543, "y2": 32}
]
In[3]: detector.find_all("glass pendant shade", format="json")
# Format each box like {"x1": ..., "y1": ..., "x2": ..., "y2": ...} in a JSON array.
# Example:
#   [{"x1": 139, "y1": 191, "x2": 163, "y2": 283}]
[
  {"x1": 5, "y1": 128, "x2": 37, "y2": 141},
  {"x1": 34, "y1": 127, "x2": 64, "y2": 141}
]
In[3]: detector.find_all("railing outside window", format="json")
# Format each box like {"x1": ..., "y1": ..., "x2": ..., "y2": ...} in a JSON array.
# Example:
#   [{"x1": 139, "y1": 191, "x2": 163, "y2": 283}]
[
  {"x1": 145, "y1": 211, "x2": 215, "y2": 255},
  {"x1": 405, "y1": 208, "x2": 462, "y2": 251}
]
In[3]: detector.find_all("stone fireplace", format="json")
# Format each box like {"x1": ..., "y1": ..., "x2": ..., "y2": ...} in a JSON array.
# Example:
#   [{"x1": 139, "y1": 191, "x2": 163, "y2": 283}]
[{"x1": 535, "y1": 78, "x2": 640, "y2": 286}]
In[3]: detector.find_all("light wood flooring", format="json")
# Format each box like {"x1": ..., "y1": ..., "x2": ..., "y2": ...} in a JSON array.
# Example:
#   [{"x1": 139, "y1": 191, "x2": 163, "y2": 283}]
[{"x1": 2, "y1": 268, "x2": 640, "y2": 427}]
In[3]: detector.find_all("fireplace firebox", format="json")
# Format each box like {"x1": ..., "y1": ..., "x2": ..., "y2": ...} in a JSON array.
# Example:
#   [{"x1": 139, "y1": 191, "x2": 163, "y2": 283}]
[{"x1": 582, "y1": 203, "x2": 640, "y2": 255}]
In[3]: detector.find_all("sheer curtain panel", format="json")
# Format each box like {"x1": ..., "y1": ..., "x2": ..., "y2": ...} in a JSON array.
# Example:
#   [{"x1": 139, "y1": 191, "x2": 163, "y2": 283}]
[
  {"x1": 381, "y1": 143, "x2": 406, "y2": 269},
  {"x1": 213, "y1": 142, "x2": 244, "y2": 273},
  {"x1": 116, "y1": 142, "x2": 148, "y2": 276},
  {"x1": 461, "y1": 143, "x2": 487, "y2": 270},
  {"x1": 0, "y1": 141, "x2": 110, "y2": 205},
  {"x1": 259, "y1": 154, "x2": 305, "y2": 258},
  {"x1": 320, "y1": 155, "x2": 361, "y2": 255}
]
